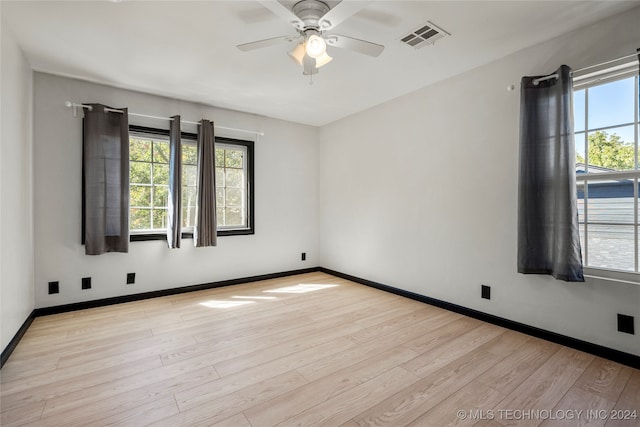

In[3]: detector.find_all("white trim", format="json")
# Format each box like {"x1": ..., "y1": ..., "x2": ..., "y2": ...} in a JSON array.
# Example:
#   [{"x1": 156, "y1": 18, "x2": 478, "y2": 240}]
[
  {"x1": 573, "y1": 64, "x2": 638, "y2": 89},
  {"x1": 584, "y1": 268, "x2": 640, "y2": 286},
  {"x1": 575, "y1": 68, "x2": 639, "y2": 276},
  {"x1": 216, "y1": 143, "x2": 249, "y2": 229},
  {"x1": 531, "y1": 53, "x2": 639, "y2": 85},
  {"x1": 578, "y1": 170, "x2": 640, "y2": 180}
]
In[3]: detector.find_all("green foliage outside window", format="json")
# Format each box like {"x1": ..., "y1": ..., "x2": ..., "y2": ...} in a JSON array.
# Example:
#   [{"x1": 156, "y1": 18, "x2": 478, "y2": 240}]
[{"x1": 577, "y1": 131, "x2": 634, "y2": 170}]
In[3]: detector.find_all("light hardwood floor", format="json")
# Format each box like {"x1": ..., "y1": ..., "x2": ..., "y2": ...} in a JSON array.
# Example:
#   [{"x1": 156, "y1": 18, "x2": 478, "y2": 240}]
[{"x1": 1, "y1": 272, "x2": 638, "y2": 426}]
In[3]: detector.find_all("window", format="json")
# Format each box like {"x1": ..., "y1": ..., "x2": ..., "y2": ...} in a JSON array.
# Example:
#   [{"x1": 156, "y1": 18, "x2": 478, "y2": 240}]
[
  {"x1": 129, "y1": 126, "x2": 254, "y2": 240},
  {"x1": 129, "y1": 133, "x2": 170, "y2": 232},
  {"x1": 574, "y1": 64, "x2": 639, "y2": 279},
  {"x1": 215, "y1": 143, "x2": 250, "y2": 229}
]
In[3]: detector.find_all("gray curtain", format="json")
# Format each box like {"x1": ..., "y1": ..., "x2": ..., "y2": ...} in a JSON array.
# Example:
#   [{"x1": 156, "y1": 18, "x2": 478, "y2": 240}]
[
  {"x1": 518, "y1": 65, "x2": 584, "y2": 281},
  {"x1": 194, "y1": 119, "x2": 217, "y2": 247},
  {"x1": 167, "y1": 115, "x2": 181, "y2": 248},
  {"x1": 83, "y1": 104, "x2": 129, "y2": 255}
]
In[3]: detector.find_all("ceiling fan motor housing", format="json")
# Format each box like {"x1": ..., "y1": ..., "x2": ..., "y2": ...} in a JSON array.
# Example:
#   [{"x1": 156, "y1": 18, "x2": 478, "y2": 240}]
[{"x1": 292, "y1": 0, "x2": 330, "y2": 30}]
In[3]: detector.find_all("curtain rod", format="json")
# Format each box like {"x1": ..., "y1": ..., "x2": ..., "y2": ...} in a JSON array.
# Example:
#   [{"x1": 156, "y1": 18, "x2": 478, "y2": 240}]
[
  {"x1": 532, "y1": 51, "x2": 639, "y2": 85},
  {"x1": 64, "y1": 101, "x2": 265, "y2": 136}
]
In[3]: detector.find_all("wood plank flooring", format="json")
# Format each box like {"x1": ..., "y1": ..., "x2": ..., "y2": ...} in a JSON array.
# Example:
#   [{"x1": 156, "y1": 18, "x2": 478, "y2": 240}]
[{"x1": 1, "y1": 272, "x2": 638, "y2": 426}]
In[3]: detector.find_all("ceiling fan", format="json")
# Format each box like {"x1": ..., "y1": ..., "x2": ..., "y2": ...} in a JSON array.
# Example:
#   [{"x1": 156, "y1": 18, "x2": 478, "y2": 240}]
[{"x1": 237, "y1": 0, "x2": 384, "y2": 76}]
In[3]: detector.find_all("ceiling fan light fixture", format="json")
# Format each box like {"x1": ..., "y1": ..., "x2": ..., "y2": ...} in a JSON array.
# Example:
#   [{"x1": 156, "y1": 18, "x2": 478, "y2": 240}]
[
  {"x1": 288, "y1": 42, "x2": 306, "y2": 66},
  {"x1": 315, "y1": 51, "x2": 333, "y2": 68},
  {"x1": 305, "y1": 34, "x2": 326, "y2": 58}
]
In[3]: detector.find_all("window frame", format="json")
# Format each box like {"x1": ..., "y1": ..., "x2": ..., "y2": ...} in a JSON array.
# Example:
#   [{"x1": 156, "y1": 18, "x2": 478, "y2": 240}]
[
  {"x1": 128, "y1": 125, "x2": 255, "y2": 241},
  {"x1": 128, "y1": 127, "x2": 170, "y2": 236},
  {"x1": 574, "y1": 64, "x2": 639, "y2": 282},
  {"x1": 213, "y1": 141, "x2": 252, "y2": 233}
]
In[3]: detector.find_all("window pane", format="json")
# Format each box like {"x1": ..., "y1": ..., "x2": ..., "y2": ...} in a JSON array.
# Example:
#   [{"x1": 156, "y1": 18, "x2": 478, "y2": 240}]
[
  {"x1": 609, "y1": 124, "x2": 637, "y2": 143},
  {"x1": 226, "y1": 169, "x2": 243, "y2": 188},
  {"x1": 574, "y1": 89, "x2": 585, "y2": 132},
  {"x1": 183, "y1": 165, "x2": 197, "y2": 187},
  {"x1": 152, "y1": 208, "x2": 167, "y2": 230},
  {"x1": 579, "y1": 223, "x2": 586, "y2": 266},
  {"x1": 130, "y1": 185, "x2": 151, "y2": 207},
  {"x1": 587, "y1": 77, "x2": 635, "y2": 129},
  {"x1": 130, "y1": 138, "x2": 152, "y2": 162},
  {"x1": 130, "y1": 161, "x2": 151, "y2": 184},
  {"x1": 153, "y1": 164, "x2": 169, "y2": 185},
  {"x1": 587, "y1": 129, "x2": 634, "y2": 171},
  {"x1": 216, "y1": 188, "x2": 224, "y2": 207},
  {"x1": 182, "y1": 203, "x2": 196, "y2": 228},
  {"x1": 130, "y1": 208, "x2": 151, "y2": 230},
  {"x1": 181, "y1": 185, "x2": 197, "y2": 226},
  {"x1": 577, "y1": 180, "x2": 585, "y2": 223},
  {"x1": 577, "y1": 179, "x2": 586, "y2": 265},
  {"x1": 217, "y1": 207, "x2": 225, "y2": 226},
  {"x1": 587, "y1": 179, "x2": 634, "y2": 224},
  {"x1": 225, "y1": 207, "x2": 243, "y2": 226},
  {"x1": 586, "y1": 224, "x2": 634, "y2": 271},
  {"x1": 216, "y1": 167, "x2": 225, "y2": 187},
  {"x1": 225, "y1": 149, "x2": 244, "y2": 168},
  {"x1": 182, "y1": 143, "x2": 197, "y2": 165},
  {"x1": 153, "y1": 185, "x2": 168, "y2": 208},
  {"x1": 153, "y1": 140, "x2": 169, "y2": 164},
  {"x1": 215, "y1": 148, "x2": 225, "y2": 167},
  {"x1": 575, "y1": 132, "x2": 586, "y2": 169},
  {"x1": 182, "y1": 186, "x2": 197, "y2": 207},
  {"x1": 226, "y1": 188, "x2": 242, "y2": 207}
]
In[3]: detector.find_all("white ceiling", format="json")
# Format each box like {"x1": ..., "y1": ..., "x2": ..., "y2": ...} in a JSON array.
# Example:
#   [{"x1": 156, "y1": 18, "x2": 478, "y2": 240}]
[{"x1": 2, "y1": 1, "x2": 638, "y2": 126}]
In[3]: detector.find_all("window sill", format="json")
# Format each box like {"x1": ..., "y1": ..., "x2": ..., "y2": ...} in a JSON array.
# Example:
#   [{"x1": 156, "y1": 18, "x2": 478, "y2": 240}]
[{"x1": 583, "y1": 267, "x2": 640, "y2": 286}]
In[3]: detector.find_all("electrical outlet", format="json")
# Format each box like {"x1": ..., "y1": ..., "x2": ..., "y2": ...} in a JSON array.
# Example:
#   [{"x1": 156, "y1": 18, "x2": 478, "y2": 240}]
[
  {"x1": 301, "y1": 252, "x2": 306, "y2": 261},
  {"x1": 617, "y1": 314, "x2": 635, "y2": 335},
  {"x1": 48, "y1": 281, "x2": 59, "y2": 294},
  {"x1": 481, "y1": 285, "x2": 491, "y2": 300},
  {"x1": 126, "y1": 273, "x2": 135, "y2": 284},
  {"x1": 82, "y1": 277, "x2": 91, "y2": 290}
]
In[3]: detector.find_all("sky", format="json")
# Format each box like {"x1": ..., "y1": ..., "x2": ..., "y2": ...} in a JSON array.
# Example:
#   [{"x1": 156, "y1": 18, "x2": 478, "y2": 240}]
[{"x1": 574, "y1": 75, "x2": 638, "y2": 159}]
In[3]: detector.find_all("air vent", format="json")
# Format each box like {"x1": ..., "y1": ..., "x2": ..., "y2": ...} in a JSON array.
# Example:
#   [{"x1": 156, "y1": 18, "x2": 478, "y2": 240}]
[{"x1": 400, "y1": 21, "x2": 450, "y2": 49}]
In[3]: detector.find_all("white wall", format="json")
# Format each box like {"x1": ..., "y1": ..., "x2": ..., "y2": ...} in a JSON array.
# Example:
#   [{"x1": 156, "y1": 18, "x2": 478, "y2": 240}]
[
  {"x1": 319, "y1": 8, "x2": 640, "y2": 356},
  {"x1": 33, "y1": 73, "x2": 319, "y2": 308},
  {"x1": 1, "y1": 21, "x2": 35, "y2": 352}
]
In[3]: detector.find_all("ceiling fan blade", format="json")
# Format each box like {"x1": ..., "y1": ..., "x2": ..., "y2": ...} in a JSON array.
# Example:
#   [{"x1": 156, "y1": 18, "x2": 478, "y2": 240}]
[
  {"x1": 325, "y1": 34, "x2": 384, "y2": 57},
  {"x1": 318, "y1": 0, "x2": 371, "y2": 31},
  {"x1": 258, "y1": 1, "x2": 304, "y2": 30},
  {"x1": 237, "y1": 35, "x2": 297, "y2": 51}
]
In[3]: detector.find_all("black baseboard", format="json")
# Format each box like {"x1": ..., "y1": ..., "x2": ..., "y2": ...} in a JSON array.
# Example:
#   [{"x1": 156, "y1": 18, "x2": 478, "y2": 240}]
[
  {"x1": 1, "y1": 310, "x2": 36, "y2": 368},
  {"x1": 33, "y1": 267, "x2": 321, "y2": 317},
  {"x1": 319, "y1": 268, "x2": 640, "y2": 369},
  {"x1": 3, "y1": 266, "x2": 638, "y2": 370}
]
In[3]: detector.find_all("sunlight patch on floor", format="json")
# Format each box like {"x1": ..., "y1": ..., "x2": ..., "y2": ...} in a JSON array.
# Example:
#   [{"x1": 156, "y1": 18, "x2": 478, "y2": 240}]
[
  {"x1": 263, "y1": 283, "x2": 340, "y2": 294},
  {"x1": 199, "y1": 300, "x2": 256, "y2": 309},
  {"x1": 198, "y1": 284, "x2": 338, "y2": 308}
]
